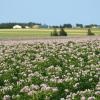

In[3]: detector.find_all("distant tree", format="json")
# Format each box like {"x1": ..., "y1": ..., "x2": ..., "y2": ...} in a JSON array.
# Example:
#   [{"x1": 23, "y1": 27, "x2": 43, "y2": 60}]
[
  {"x1": 90, "y1": 24, "x2": 97, "y2": 28},
  {"x1": 63, "y1": 24, "x2": 72, "y2": 28},
  {"x1": 85, "y1": 25, "x2": 91, "y2": 28},
  {"x1": 59, "y1": 28, "x2": 67, "y2": 36},
  {"x1": 0, "y1": 23, "x2": 16, "y2": 29},
  {"x1": 41, "y1": 24, "x2": 48, "y2": 28},
  {"x1": 87, "y1": 29, "x2": 95, "y2": 36},
  {"x1": 51, "y1": 28, "x2": 58, "y2": 36},
  {"x1": 85, "y1": 24, "x2": 98, "y2": 28},
  {"x1": 0, "y1": 22, "x2": 42, "y2": 29},
  {"x1": 52, "y1": 26, "x2": 60, "y2": 28},
  {"x1": 76, "y1": 24, "x2": 83, "y2": 28}
]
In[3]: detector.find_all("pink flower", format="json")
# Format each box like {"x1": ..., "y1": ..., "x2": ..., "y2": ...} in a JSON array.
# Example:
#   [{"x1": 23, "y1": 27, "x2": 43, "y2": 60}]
[
  {"x1": 3, "y1": 95, "x2": 10, "y2": 100},
  {"x1": 88, "y1": 97, "x2": 95, "y2": 100},
  {"x1": 81, "y1": 96, "x2": 86, "y2": 100}
]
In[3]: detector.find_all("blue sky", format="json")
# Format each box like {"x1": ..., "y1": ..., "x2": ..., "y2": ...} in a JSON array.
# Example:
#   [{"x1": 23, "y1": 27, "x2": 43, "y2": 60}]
[{"x1": 0, "y1": 0, "x2": 99, "y2": 25}]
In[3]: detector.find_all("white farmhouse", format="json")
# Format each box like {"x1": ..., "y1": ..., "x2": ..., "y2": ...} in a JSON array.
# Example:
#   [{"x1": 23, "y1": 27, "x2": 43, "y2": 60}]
[
  {"x1": 25, "y1": 26, "x2": 30, "y2": 29},
  {"x1": 13, "y1": 25, "x2": 22, "y2": 29}
]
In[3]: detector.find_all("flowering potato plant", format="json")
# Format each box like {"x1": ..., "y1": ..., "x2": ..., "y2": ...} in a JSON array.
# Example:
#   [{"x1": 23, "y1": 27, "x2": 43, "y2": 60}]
[{"x1": 0, "y1": 41, "x2": 100, "y2": 100}]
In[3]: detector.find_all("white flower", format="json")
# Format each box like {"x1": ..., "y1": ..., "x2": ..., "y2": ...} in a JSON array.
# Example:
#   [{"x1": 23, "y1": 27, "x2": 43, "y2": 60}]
[
  {"x1": 41, "y1": 86, "x2": 51, "y2": 91},
  {"x1": 57, "y1": 79, "x2": 63, "y2": 83},
  {"x1": 95, "y1": 91, "x2": 100, "y2": 95},
  {"x1": 89, "y1": 78, "x2": 92, "y2": 82},
  {"x1": 52, "y1": 87, "x2": 58, "y2": 92},
  {"x1": 50, "y1": 78, "x2": 57, "y2": 83},
  {"x1": 30, "y1": 84, "x2": 40, "y2": 90},
  {"x1": 16, "y1": 94, "x2": 20, "y2": 98},
  {"x1": 81, "y1": 96, "x2": 86, "y2": 100},
  {"x1": 60, "y1": 98, "x2": 65, "y2": 100},
  {"x1": 3, "y1": 95, "x2": 10, "y2": 100},
  {"x1": 96, "y1": 87, "x2": 100, "y2": 90},
  {"x1": 28, "y1": 90, "x2": 36, "y2": 96},
  {"x1": 40, "y1": 84, "x2": 47, "y2": 87},
  {"x1": 64, "y1": 89, "x2": 69, "y2": 93},
  {"x1": 20, "y1": 86, "x2": 30, "y2": 93},
  {"x1": 12, "y1": 95, "x2": 16, "y2": 99},
  {"x1": 66, "y1": 94, "x2": 71, "y2": 99},
  {"x1": 73, "y1": 83, "x2": 79, "y2": 88},
  {"x1": 96, "y1": 68, "x2": 100, "y2": 71},
  {"x1": 88, "y1": 96, "x2": 95, "y2": 100}
]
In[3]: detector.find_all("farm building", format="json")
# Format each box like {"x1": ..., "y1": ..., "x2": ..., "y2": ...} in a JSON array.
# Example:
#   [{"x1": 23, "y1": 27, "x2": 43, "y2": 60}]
[
  {"x1": 25, "y1": 26, "x2": 30, "y2": 29},
  {"x1": 13, "y1": 25, "x2": 22, "y2": 29}
]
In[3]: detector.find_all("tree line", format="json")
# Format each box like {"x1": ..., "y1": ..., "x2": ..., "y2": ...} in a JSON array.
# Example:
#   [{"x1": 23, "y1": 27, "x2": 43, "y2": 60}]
[
  {"x1": 0, "y1": 22, "x2": 41, "y2": 29},
  {"x1": 52, "y1": 24, "x2": 100, "y2": 28},
  {"x1": 0, "y1": 22, "x2": 100, "y2": 29}
]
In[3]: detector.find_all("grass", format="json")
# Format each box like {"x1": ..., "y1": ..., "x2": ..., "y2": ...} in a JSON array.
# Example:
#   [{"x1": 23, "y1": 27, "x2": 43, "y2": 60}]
[
  {"x1": 0, "y1": 28, "x2": 100, "y2": 39},
  {"x1": 0, "y1": 29, "x2": 49, "y2": 38}
]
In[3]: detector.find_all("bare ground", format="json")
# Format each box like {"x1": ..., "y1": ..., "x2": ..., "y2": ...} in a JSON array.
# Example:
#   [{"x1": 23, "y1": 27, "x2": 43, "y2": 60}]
[{"x1": 0, "y1": 36, "x2": 100, "y2": 45}]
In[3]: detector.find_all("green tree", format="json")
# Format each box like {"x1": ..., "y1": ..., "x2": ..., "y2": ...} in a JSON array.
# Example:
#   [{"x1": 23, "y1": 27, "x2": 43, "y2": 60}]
[
  {"x1": 59, "y1": 28, "x2": 67, "y2": 36},
  {"x1": 87, "y1": 29, "x2": 95, "y2": 36},
  {"x1": 51, "y1": 28, "x2": 58, "y2": 36}
]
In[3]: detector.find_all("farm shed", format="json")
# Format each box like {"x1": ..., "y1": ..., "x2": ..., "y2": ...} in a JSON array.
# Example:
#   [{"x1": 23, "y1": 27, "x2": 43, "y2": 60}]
[
  {"x1": 13, "y1": 25, "x2": 22, "y2": 29},
  {"x1": 25, "y1": 26, "x2": 30, "y2": 29}
]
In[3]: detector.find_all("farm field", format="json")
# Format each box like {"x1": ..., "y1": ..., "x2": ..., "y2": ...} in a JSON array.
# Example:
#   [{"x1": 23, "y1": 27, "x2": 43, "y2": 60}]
[
  {"x1": 0, "y1": 28, "x2": 100, "y2": 100},
  {"x1": 0, "y1": 28, "x2": 100, "y2": 39},
  {"x1": 1, "y1": 0, "x2": 100, "y2": 99},
  {"x1": 0, "y1": 40, "x2": 100, "y2": 100}
]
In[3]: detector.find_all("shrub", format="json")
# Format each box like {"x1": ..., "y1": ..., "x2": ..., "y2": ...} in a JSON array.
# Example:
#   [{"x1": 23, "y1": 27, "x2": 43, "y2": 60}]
[
  {"x1": 51, "y1": 28, "x2": 58, "y2": 36},
  {"x1": 59, "y1": 28, "x2": 67, "y2": 36},
  {"x1": 87, "y1": 29, "x2": 95, "y2": 36}
]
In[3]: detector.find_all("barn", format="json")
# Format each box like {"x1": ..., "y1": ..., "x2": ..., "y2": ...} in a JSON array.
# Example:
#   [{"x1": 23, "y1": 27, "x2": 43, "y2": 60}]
[{"x1": 13, "y1": 25, "x2": 22, "y2": 29}]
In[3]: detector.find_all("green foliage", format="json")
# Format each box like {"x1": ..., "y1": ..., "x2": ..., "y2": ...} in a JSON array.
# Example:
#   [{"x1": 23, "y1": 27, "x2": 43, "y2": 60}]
[
  {"x1": 51, "y1": 28, "x2": 58, "y2": 36},
  {"x1": 59, "y1": 28, "x2": 67, "y2": 36},
  {"x1": 51, "y1": 28, "x2": 68, "y2": 36},
  {"x1": 0, "y1": 41, "x2": 99, "y2": 99},
  {"x1": 87, "y1": 28, "x2": 95, "y2": 35}
]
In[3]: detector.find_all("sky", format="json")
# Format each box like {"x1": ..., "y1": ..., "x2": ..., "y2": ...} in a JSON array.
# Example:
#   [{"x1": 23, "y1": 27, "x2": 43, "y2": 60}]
[{"x1": 0, "y1": 0, "x2": 100, "y2": 25}]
